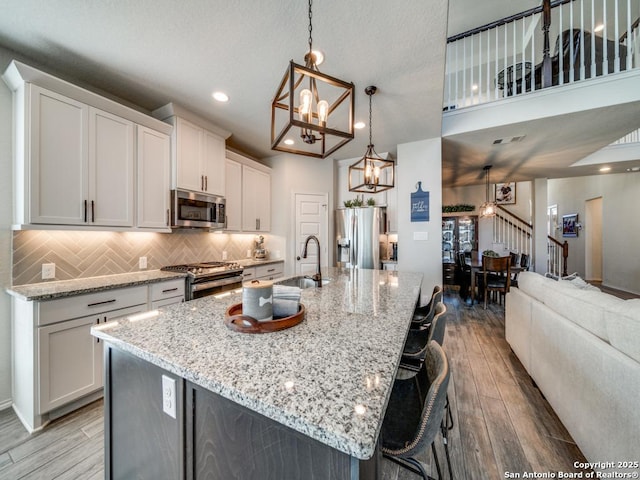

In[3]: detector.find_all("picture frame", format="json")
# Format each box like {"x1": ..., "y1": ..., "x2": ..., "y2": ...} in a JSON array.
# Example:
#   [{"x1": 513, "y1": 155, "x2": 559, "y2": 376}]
[
  {"x1": 495, "y1": 182, "x2": 516, "y2": 204},
  {"x1": 562, "y1": 213, "x2": 579, "y2": 237}
]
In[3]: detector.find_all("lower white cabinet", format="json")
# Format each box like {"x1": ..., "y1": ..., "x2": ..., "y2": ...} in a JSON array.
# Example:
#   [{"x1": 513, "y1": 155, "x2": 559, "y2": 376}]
[
  {"x1": 37, "y1": 304, "x2": 145, "y2": 414},
  {"x1": 242, "y1": 262, "x2": 284, "y2": 282},
  {"x1": 11, "y1": 277, "x2": 185, "y2": 432}
]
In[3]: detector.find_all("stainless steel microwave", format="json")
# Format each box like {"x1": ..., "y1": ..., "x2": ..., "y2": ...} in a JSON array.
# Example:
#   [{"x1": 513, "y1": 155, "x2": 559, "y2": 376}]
[{"x1": 171, "y1": 190, "x2": 226, "y2": 229}]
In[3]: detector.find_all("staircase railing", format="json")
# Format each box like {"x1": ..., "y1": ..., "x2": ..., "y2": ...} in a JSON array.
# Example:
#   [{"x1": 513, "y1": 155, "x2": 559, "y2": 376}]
[
  {"x1": 548, "y1": 235, "x2": 569, "y2": 276},
  {"x1": 494, "y1": 205, "x2": 533, "y2": 259},
  {"x1": 444, "y1": 0, "x2": 640, "y2": 110}
]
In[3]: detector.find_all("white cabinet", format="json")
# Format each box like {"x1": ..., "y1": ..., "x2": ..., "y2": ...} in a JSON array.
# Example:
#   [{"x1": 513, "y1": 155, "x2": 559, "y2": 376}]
[
  {"x1": 224, "y1": 158, "x2": 242, "y2": 231},
  {"x1": 225, "y1": 151, "x2": 271, "y2": 233},
  {"x1": 37, "y1": 303, "x2": 144, "y2": 414},
  {"x1": 19, "y1": 85, "x2": 135, "y2": 227},
  {"x1": 173, "y1": 116, "x2": 225, "y2": 196},
  {"x1": 150, "y1": 278, "x2": 185, "y2": 309},
  {"x1": 242, "y1": 165, "x2": 271, "y2": 232},
  {"x1": 242, "y1": 262, "x2": 284, "y2": 282},
  {"x1": 137, "y1": 126, "x2": 170, "y2": 230}
]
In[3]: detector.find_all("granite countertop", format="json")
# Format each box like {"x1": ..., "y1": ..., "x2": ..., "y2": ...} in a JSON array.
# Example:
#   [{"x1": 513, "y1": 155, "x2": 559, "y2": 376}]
[
  {"x1": 92, "y1": 266, "x2": 422, "y2": 459},
  {"x1": 6, "y1": 270, "x2": 187, "y2": 301}
]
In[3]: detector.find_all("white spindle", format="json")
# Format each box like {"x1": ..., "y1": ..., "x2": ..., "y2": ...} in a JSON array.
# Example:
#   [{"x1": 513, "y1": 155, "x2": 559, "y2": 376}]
[
  {"x1": 559, "y1": 4, "x2": 564, "y2": 85},
  {"x1": 455, "y1": 41, "x2": 459, "y2": 108},
  {"x1": 581, "y1": 0, "x2": 586, "y2": 80},
  {"x1": 603, "y1": 0, "x2": 609, "y2": 75},
  {"x1": 570, "y1": 2, "x2": 575, "y2": 82},
  {"x1": 512, "y1": 20, "x2": 517, "y2": 95},
  {"x1": 487, "y1": 30, "x2": 491, "y2": 101},
  {"x1": 532, "y1": 14, "x2": 536, "y2": 91},
  {"x1": 591, "y1": 0, "x2": 596, "y2": 78},
  {"x1": 471, "y1": 34, "x2": 475, "y2": 104},
  {"x1": 463, "y1": 37, "x2": 467, "y2": 106},
  {"x1": 614, "y1": 0, "x2": 619, "y2": 72},
  {"x1": 626, "y1": 0, "x2": 632, "y2": 71},
  {"x1": 495, "y1": 27, "x2": 499, "y2": 99}
]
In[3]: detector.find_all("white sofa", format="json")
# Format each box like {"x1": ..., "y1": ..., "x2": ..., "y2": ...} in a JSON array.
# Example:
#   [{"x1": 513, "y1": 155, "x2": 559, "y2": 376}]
[{"x1": 506, "y1": 272, "x2": 640, "y2": 474}]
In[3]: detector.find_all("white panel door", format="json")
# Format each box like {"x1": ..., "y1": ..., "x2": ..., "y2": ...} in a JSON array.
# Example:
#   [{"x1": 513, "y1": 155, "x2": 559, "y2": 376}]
[
  {"x1": 176, "y1": 117, "x2": 204, "y2": 192},
  {"x1": 224, "y1": 158, "x2": 242, "y2": 231},
  {"x1": 137, "y1": 125, "x2": 170, "y2": 229},
  {"x1": 29, "y1": 85, "x2": 88, "y2": 225},
  {"x1": 295, "y1": 193, "x2": 328, "y2": 276},
  {"x1": 89, "y1": 108, "x2": 134, "y2": 226}
]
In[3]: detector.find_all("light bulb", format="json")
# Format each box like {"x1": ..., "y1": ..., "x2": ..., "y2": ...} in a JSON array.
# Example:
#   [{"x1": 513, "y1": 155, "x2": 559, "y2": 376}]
[
  {"x1": 317, "y1": 100, "x2": 329, "y2": 125},
  {"x1": 364, "y1": 164, "x2": 372, "y2": 181},
  {"x1": 299, "y1": 89, "x2": 312, "y2": 121},
  {"x1": 373, "y1": 166, "x2": 381, "y2": 184}
]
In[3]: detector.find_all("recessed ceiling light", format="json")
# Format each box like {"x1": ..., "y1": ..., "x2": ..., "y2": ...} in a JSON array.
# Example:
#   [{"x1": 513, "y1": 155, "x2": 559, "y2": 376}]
[
  {"x1": 354, "y1": 121, "x2": 366, "y2": 129},
  {"x1": 212, "y1": 91, "x2": 229, "y2": 102},
  {"x1": 284, "y1": 139, "x2": 295, "y2": 145},
  {"x1": 594, "y1": 23, "x2": 605, "y2": 32},
  {"x1": 599, "y1": 166, "x2": 611, "y2": 172}
]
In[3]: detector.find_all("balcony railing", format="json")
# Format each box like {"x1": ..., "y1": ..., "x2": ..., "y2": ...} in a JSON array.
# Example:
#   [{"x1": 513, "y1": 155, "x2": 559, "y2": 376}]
[{"x1": 444, "y1": 0, "x2": 640, "y2": 110}]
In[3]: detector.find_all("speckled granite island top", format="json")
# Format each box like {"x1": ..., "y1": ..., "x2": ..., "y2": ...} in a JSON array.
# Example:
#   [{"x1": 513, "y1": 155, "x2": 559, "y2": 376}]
[
  {"x1": 6, "y1": 270, "x2": 187, "y2": 301},
  {"x1": 92, "y1": 267, "x2": 422, "y2": 459}
]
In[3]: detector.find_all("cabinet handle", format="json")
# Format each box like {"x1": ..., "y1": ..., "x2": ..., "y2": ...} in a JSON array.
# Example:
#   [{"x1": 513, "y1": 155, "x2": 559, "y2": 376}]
[
  {"x1": 84, "y1": 200, "x2": 87, "y2": 222},
  {"x1": 205, "y1": 176, "x2": 208, "y2": 191},
  {"x1": 256, "y1": 218, "x2": 260, "y2": 230},
  {"x1": 201, "y1": 175, "x2": 204, "y2": 191},
  {"x1": 166, "y1": 209, "x2": 170, "y2": 226},
  {"x1": 87, "y1": 299, "x2": 116, "y2": 307},
  {"x1": 162, "y1": 287, "x2": 179, "y2": 293},
  {"x1": 96, "y1": 318, "x2": 100, "y2": 343},
  {"x1": 91, "y1": 200, "x2": 95, "y2": 223},
  {"x1": 267, "y1": 268, "x2": 275, "y2": 273}
]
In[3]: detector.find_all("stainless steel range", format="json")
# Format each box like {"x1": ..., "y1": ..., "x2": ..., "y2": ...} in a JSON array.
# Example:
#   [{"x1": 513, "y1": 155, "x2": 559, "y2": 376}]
[{"x1": 161, "y1": 261, "x2": 244, "y2": 300}]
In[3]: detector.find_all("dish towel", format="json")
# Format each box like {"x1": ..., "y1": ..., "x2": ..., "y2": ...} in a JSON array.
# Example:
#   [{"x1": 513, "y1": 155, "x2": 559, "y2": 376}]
[{"x1": 272, "y1": 285, "x2": 302, "y2": 318}]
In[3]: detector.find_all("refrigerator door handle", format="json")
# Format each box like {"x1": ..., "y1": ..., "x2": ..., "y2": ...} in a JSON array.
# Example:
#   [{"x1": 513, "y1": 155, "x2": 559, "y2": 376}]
[{"x1": 351, "y1": 213, "x2": 358, "y2": 267}]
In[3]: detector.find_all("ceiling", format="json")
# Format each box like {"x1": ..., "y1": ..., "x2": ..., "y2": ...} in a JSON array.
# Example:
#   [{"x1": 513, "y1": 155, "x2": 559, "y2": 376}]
[{"x1": 0, "y1": 0, "x2": 638, "y2": 188}]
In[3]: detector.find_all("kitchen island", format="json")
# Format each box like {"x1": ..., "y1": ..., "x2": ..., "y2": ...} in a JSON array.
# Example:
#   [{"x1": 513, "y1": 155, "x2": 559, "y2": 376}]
[{"x1": 92, "y1": 267, "x2": 422, "y2": 479}]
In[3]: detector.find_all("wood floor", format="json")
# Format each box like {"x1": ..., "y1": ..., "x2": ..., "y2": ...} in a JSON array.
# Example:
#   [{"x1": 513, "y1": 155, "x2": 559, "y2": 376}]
[{"x1": 0, "y1": 290, "x2": 587, "y2": 480}]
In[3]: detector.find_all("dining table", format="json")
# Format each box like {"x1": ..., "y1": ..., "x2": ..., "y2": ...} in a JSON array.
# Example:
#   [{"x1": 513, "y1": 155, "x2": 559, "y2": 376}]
[{"x1": 467, "y1": 254, "x2": 524, "y2": 304}]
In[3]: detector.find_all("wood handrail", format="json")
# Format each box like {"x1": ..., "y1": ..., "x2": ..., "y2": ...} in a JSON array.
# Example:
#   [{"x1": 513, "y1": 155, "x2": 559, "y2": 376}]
[
  {"x1": 447, "y1": 0, "x2": 575, "y2": 43},
  {"x1": 619, "y1": 17, "x2": 640, "y2": 43},
  {"x1": 497, "y1": 205, "x2": 532, "y2": 228}
]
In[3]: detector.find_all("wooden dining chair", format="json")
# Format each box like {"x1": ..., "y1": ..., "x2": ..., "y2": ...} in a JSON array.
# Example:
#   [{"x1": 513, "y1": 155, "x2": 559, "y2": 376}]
[{"x1": 482, "y1": 255, "x2": 511, "y2": 309}]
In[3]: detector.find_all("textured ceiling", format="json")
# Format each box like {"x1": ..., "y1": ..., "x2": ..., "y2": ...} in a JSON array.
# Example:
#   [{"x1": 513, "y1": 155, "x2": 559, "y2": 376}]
[{"x1": 0, "y1": 0, "x2": 449, "y2": 162}]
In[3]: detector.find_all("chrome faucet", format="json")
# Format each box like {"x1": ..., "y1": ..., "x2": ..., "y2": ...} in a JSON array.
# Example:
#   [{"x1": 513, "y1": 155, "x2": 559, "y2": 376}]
[{"x1": 302, "y1": 235, "x2": 322, "y2": 287}]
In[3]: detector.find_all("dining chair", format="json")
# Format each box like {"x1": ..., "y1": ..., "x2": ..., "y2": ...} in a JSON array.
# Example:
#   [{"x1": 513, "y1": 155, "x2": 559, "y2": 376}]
[
  {"x1": 482, "y1": 255, "x2": 511, "y2": 309},
  {"x1": 403, "y1": 302, "x2": 447, "y2": 368},
  {"x1": 456, "y1": 251, "x2": 471, "y2": 300},
  {"x1": 381, "y1": 341, "x2": 453, "y2": 480}
]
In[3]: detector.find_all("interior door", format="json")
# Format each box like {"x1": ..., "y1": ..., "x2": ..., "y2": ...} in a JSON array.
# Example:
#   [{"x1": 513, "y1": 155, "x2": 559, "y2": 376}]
[{"x1": 294, "y1": 193, "x2": 328, "y2": 276}]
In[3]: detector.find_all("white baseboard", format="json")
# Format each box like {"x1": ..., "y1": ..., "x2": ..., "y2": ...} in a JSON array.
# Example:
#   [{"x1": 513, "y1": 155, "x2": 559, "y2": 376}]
[{"x1": 0, "y1": 398, "x2": 12, "y2": 411}]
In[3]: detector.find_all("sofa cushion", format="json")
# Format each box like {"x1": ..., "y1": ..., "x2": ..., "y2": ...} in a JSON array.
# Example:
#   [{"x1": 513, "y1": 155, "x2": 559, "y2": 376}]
[
  {"x1": 605, "y1": 299, "x2": 640, "y2": 363},
  {"x1": 517, "y1": 271, "x2": 550, "y2": 302},
  {"x1": 541, "y1": 281, "x2": 623, "y2": 341}
]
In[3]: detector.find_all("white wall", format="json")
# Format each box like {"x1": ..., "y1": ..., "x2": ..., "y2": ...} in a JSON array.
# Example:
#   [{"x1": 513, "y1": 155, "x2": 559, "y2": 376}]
[
  {"x1": 548, "y1": 173, "x2": 640, "y2": 294},
  {"x1": 397, "y1": 138, "x2": 443, "y2": 299},
  {"x1": 264, "y1": 153, "x2": 335, "y2": 277},
  {"x1": 0, "y1": 49, "x2": 14, "y2": 408}
]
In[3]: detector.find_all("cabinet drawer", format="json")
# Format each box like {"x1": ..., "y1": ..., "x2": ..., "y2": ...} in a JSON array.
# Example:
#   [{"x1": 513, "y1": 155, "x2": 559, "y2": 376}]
[
  {"x1": 38, "y1": 286, "x2": 147, "y2": 326},
  {"x1": 150, "y1": 279, "x2": 186, "y2": 302},
  {"x1": 255, "y1": 263, "x2": 284, "y2": 279},
  {"x1": 151, "y1": 297, "x2": 184, "y2": 309},
  {"x1": 242, "y1": 267, "x2": 256, "y2": 281}
]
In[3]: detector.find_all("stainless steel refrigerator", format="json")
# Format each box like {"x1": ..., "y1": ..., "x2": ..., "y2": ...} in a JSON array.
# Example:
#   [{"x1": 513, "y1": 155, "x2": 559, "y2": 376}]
[{"x1": 335, "y1": 207, "x2": 385, "y2": 269}]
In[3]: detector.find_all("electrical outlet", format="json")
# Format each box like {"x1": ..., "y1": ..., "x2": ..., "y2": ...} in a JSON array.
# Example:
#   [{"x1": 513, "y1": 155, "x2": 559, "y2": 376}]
[
  {"x1": 222, "y1": 251, "x2": 228, "y2": 260},
  {"x1": 246, "y1": 249, "x2": 252, "y2": 258},
  {"x1": 139, "y1": 256, "x2": 147, "y2": 269},
  {"x1": 162, "y1": 375, "x2": 176, "y2": 419},
  {"x1": 42, "y1": 263, "x2": 56, "y2": 280}
]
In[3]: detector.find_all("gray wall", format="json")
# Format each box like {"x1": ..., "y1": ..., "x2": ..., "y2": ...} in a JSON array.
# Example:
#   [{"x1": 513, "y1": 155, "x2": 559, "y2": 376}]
[{"x1": 548, "y1": 173, "x2": 640, "y2": 294}]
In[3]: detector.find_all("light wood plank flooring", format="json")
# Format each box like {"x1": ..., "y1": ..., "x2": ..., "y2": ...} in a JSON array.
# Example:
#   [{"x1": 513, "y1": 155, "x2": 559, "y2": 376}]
[{"x1": 0, "y1": 290, "x2": 588, "y2": 479}]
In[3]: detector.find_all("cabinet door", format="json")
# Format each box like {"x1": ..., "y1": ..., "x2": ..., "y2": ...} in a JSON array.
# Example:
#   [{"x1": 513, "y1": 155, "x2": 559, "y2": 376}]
[
  {"x1": 38, "y1": 316, "x2": 102, "y2": 413},
  {"x1": 202, "y1": 130, "x2": 225, "y2": 196},
  {"x1": 28, "y1": 85, "x2": 88, "y2": 225},
  {"x1": 137, "y1": 125, "x2": 170, "y2": 229},
  {"x1": 224, "y1": 159, "x2": 242, "y2": 231},
  {"x1": 242, "y1": 165, "x2": 270, "y2": 232},
  {"x1": 89, "y1": 108, "x2": 134, "y2": 226},
  {"x1": 176, "y1": 117, "x2": 204, "y2": 192}
]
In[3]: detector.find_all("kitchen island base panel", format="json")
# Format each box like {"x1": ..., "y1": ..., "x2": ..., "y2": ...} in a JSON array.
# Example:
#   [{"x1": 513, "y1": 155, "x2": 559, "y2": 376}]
[{"x1": 104, "y1": 345, "x2": 379, "y2": 480}]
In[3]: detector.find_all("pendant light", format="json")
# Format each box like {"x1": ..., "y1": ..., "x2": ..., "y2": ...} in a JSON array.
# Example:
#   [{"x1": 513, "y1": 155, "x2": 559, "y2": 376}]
[
  {"x1": 270, "y1": 0, "x2": 355, "y2": 159},
  {"x1": 479, "y1": 165, "x2": 497, "y2": 218},
  {"x1": 348, "y1": 86, "x2": 394, "y2": 193}
]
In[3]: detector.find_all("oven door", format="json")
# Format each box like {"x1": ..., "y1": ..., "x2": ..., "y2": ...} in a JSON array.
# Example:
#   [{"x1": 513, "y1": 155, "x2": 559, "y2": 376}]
[{"x1": 190, "y1": 275, "x2": 243, "y2": 300}]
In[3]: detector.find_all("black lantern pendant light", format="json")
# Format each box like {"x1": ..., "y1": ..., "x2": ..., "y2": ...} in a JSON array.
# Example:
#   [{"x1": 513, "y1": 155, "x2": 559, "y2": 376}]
[
  {"x1": 271, "y1": 0, "x2": 355, "y2": 158},
  {"x1": 479, "y1": 165, "x2": 497, "y2": 218},
  {"x1": 348, "y1": 86, "x2": 394, "y2": 193}
]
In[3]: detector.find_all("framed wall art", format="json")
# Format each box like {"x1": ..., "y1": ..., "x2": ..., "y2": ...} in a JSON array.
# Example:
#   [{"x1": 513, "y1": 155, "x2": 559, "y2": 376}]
[
  {"x1": 495, "y1": 182, "x2": 516, "y2": 204},
  {"x1": 562, "y1": 213, "x2": 579, "y2": 237}
]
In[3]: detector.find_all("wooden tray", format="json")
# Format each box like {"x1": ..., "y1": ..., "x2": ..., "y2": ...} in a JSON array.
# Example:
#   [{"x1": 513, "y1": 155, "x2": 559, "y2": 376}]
[{"x1": 224, "y1": 303, "x2": 305, "y2": 333}]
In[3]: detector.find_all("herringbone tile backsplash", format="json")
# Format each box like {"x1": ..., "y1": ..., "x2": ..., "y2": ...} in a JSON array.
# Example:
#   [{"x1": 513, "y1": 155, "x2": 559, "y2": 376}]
[{"x1": 12, "y1": 230, "x2": 264, "y2": 285}]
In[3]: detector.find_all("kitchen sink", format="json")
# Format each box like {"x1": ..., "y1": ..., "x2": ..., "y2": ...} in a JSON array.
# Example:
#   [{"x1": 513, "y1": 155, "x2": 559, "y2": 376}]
[{"x1": 275, "y1": 276, "x2": 330, "y2": 289}]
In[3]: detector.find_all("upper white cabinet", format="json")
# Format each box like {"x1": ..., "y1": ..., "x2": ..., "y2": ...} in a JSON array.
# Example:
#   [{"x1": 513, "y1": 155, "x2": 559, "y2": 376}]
[
  {"x1": 137, "y1": 125, "x2": 170, "y2": 230},
  {"x1": 225, "y1": 150, "x2": 271, "y2": 233},
  {"x1": 3, "y1": 60, "x2": 173, "y2": 231},
  {"x1": 152, "y1": 103, "x2": 230, "y2": 197},
  {"x1": 242, "y1": 165, "x2": 271, "y2": 232}
]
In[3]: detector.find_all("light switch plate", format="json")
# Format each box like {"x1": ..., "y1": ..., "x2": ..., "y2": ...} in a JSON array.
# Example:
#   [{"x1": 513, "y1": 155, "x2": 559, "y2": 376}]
[
  {"x1": 162, "y1": 375, "x2": 176, "y2": 419},
  {"x1": 139, "y1": 256, "x2": 147, "y2": 269},
  {"x1": 222, "y1": 251, "x2": 228, "y2": 260},
  {"x1": 413, "y1": 232, "x2": 429, "y2": 241},
  {"x1": 42, "y1": 263, "x2": 56, "y2": 280}
]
